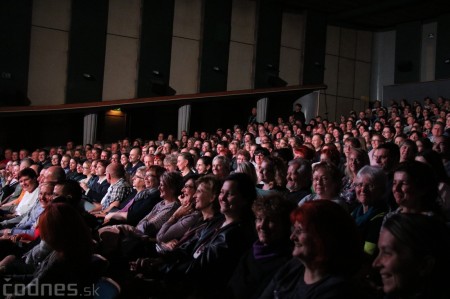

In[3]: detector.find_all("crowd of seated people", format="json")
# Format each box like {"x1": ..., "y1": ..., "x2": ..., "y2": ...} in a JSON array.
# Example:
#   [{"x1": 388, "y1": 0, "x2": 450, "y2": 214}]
[{"x1": 0, "y1": 96, "x2": 450, "y2": 298}]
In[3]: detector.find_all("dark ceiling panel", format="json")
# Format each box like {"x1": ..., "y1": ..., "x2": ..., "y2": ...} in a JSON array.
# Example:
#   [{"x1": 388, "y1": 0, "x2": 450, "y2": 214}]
[{"x1": 280, "y1": 0, "x2": 450, "y2": 30}]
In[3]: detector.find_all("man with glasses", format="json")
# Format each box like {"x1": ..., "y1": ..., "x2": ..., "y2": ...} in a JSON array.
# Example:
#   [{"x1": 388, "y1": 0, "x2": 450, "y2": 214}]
[
  {"x1": 103, "y1": 166, "x2": 163, "y2": 226},
  {"x1": 369, "y1": 133, "x2": 385, "y2": 166}
]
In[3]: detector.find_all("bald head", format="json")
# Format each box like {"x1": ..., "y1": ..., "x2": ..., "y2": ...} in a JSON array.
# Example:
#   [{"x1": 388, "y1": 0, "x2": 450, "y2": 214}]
[
  {"x1": 43, "y1": 166, "x2": 66, "y2": 184},
  {"x1": 106, "y1": 162, "x2": 125, "y2": 181}
]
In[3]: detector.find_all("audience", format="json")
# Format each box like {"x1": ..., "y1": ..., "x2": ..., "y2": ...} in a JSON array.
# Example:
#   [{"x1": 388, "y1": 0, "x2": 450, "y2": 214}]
[{"x1": 1, "y1": 96, "x2": 450, "y2": 298}]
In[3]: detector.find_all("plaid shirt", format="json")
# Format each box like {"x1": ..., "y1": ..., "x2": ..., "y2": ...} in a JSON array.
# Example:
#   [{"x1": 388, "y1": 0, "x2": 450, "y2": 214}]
[{"x1": 100, "y1": 178, "x2": 132, "y2": 210}]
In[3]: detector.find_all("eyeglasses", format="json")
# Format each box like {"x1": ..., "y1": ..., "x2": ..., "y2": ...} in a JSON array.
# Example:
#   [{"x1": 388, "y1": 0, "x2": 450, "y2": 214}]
[
  {"x1": 133, "y1": 175, "x2": 144, "y2": 180},
  {"x1": 353, "y1": 182, "x2": 375, "y2": 191}
]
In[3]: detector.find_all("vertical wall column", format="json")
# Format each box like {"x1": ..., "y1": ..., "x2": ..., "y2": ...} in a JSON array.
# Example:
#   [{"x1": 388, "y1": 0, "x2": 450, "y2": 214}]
[
  {"x1": 83, "y1": 114, "x2": 97, "y2": 145},
  {"x1": 421, "y1": 22, "x2": 437, "y2": 82},
  {"x1": 66, "y1": 0, "x2": 108, "y2": 103},
  {"x1": 0, "y1": 1, "x2": 32, "y2": 106},
  {"x1": 137, "y1": 0, "x2": 175, "y2": 97},
  {"x1": 302, "y1": 10, "x2": 327, "y2": 85},
  {"x1": 199, "y1": 0, "x2": 232, "y2": 92},
  {"x1": 254, "y1": 0, "x2": 283, "y2": 88},
  {"x1": 178, "y1": 105, "x2": 191, "y2": 139},
  {"x1": 256, "y1": 98, "x2": 268, "y2": 123}
]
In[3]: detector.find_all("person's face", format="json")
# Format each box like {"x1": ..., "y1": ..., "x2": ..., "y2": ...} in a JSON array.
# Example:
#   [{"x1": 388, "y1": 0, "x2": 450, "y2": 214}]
[
  {"x1": 373, "y1": 148, "x2": 391, "y2": 170},
  {"x1": 60, "y1": 157, "x2": 69, "y2": 169},
  {"x1": 52, "y1": 184, "x2": 64, "y2": 199},
  {"x1": 144, "y1": 156, "x2": 153, "y2": 169},
  {"x1": 69, "y1": 159, "x2": 77, "y2": 171},
  {"x1": 177, "y1": 156, "x2": 187, "y2": 172},
  {"x1": 38, "y1": 184, "x2": 54, "y2": 208},
  {"x1": 194, "y1": 141, "x2": 202, "y2": 149},
  {"x1": 312, "y1": 168, "x2": 336, "y2": 198},
  {"x1": 343, "y1": 142, "x2": 352, "y2": 157},
  {"x1": 290, "y1": 221, "x2": 313, "y2": 261},
  {"x1": 348, "y1": 151, "x2": 364, "y2": 174},
  {"x1": 129, "y1": 149, "x2": 140, "y2": 164},
  {"x1": 311, "y1": 135, "x2": 322, "y2": 150},
  {"x1": 432, "y1": 124, "x2": 443, "y2": 137},
  {"x1": 236, "y1": 154, "x2": 246, "y2": 164},
  {"x1": 354, "y1": 175, "x2": 379, "y2": 206},
  {"x1": 216, "y1": 144, "x2": 224, "y2": 153},
  {"x1": 162, "y1": 143, "x2": 171, "y2": 154},
  {"x1": 254, "y1": 210, "x2": 284, "y2": 245},
  {"x1": 382, "y1": 128, "x2": 392, "y2": 139},
  {"x1": 95, "y1": 163, "x2": 106, "y2": 176},
  {"x1": 50, "y1": 155, "x2": 59, "y2": 166},
  {"x1": 110, "y1": 154, "x2": 119, "y2": 164},
  {"x1": 100, "y1": 151, "x2": 108, "y2": 160},
  {"x1": 254, "y1": 152, "x2": 264, "y2": 166},
  {"x1": 144, "y1": 171, "x2": 158, "y2": 189},
  {"x1": 400, "y1": 145, "x2": 412, "y2": 162},
  {"x1": 218, "y1": 180, "x2": 242, "y2": 215},
  {"x1": 180, "y1": 179, "x2": 196, "y2": 205},
  {"x1": 370, "y1": 136, "x2": 382, "y2": 149},
  {"x1": 159, "y1": 180, "x2": 173, "y2": 199},
  {"x1": 196, "y1": 159, "x2": 208, "y2": 174},
  {"x1": 392, "y1": 171, "x2": 420, "y2": 210},
  {"x1": 38, "y1": 152, "x2": 46, "y2": 162},
  {"x1": 373, "y1": 229, "x2": 418, "y2": 295},
  {"x1": 286, "y1": 164, "x2": 302, "y2": 192},
  {"x1": 19, "y1": 176, "x2": 36, "y2": 193},
  {"x1": 132, "y1": 172, "x2": 146, "y2": 189},
  {"x1": 259, "y1": 161, "x2": 273, "y2": 184},
  {"x1": 19, "y1": 150, "x2": 27, "y2": 160},
  {"x1": 91, "y1": 150, "x2": 99, "y2": 160},
  {"x1": 80, "y1": 162, "x2": 89, "y2": 176},
  {"x1": 120, "y1": 155, "x2": 129, "y2": 166},
  {"x1": 212, "y1": 160, "x2": 224, "y2": 177},
  {"x1": 164, "y1": 162, "x2": 177, "y2": 172},
  {"x1": 193, "y1": 182, "x2": 214, "y2": 210}
]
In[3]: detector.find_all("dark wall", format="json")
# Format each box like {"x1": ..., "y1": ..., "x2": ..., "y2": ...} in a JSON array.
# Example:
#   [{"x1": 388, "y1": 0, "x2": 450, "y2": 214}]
[
  {"x1": 254, "y1": 0, "x2": 283, "y2": 88},
  {"x1": 0, "y1": 0, "x2": 32, "y2": 106},
  {"x1": 394, "y1": 21, "x2": 421, "y2": 84},
  {"x1": 199, "y1": 0, "x2": 232, "y2": 93},
  {"x1": 190, "y1": 98, "x2": 257, "y2": 133},
  {"x1": 436, "y1": 14, "x2": 450, "y2": 80},
  {"x1": 66, "y1": 0, "x2": 109, "y2": 103},
  {"x1": 266, "y1": 95, "x2": 296, "y2": 124},
  {"x1": 124, "y1": 104, "x2": 179, "y2": 141},
  {"x1": 0, "y1": 113, "x2": 84, "y2": 150},
  {"x1": 137, "y1": 0, "x2": 175, "y2": 97}
]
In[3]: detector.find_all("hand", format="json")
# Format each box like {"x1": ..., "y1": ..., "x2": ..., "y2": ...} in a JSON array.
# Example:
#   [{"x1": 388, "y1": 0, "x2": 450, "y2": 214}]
[
  {"x1": 104, "y1": 213, "x2": 113, "y2": 223},
  {"x1": 162, "y1": 240, "x2": 178, "y2": 251},
  {"x1": 80, "y1": 182, "x2": 87, "y2": 191},
  {"x1": 130, "y1": 258, "x2": 151, "y2": 273},
  {"x1": 172, "y1": 205, "x2": 192, "y2": 219}
]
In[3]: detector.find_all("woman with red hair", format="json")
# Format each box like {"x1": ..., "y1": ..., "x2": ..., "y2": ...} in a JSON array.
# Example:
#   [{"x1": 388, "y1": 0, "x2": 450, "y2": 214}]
[{"x1": 260, "y1": 201, "x2": 363, "y2": 298}]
